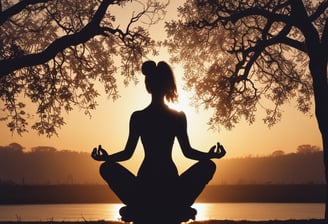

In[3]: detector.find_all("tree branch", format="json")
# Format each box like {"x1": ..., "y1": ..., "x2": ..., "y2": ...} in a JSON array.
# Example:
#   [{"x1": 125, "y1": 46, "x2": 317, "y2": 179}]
[
  {"x1": 280, "y1": 36, "x2": 307, "y2": 52},
  {"x1": 227, "y1": 7, "x2": 291, "y2": 25},
  {"x1": 289, "y1": 0, "x2": 320, "y2": 53},
  {"x1": 229, "y1": 23, "x2": 294, "y2": 78},
  {"x1": 0, "y1": 0, "x2": 115, "y2": 78},
  {"x1": 0, "y1": 0, "x2": 50, "y2": 25},
  {"x1": 322, "y1": 18, "x2": 328, "y2": 49},
  {"x1": 309, "y1": 0, "x2": 328, "y2": 22}
]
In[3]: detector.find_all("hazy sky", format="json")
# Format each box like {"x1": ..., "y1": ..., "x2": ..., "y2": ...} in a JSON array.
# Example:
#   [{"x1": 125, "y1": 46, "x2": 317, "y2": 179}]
[{"x1": 0, "y1": 1, "x2": 322, "y2": 171}]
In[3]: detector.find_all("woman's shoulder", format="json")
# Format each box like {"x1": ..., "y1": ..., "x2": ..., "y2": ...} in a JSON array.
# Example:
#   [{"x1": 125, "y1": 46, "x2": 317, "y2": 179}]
[
  {"x1": 131, "y1": 110, "x2": 143, "y2": 118},
  {"x1": 130, "y1": 106, "x2": 186, "y2": 120},
  {"x1": 168, "y1": 108, "x2": 186, "y2": 120},
  {"x1": 130, "y1": 108, "x2": 150, "y2": 120}
]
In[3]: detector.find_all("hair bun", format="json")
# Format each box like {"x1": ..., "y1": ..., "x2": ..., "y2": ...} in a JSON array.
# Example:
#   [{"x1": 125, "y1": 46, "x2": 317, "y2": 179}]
[{"x1": 141, "y1": 60, "x2": 156, "y2": 76}]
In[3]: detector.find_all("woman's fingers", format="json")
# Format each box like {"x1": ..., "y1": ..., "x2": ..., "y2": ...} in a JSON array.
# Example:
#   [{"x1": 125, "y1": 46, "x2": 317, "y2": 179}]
[
  {"x1": 91, "y1": 148, "x2": 97, "y2": 157},
  {"x1": 218, "y1": 144, "x2": 226, "y2": 158},
  {"x1": 211, "y1": 142, "x2": 226, "y2": 158},
  {"x1": 209, "y1": 145, "x2": 216, "y2": 153},
  {"x1": 91, "y1": 146, "x2": 107, "y2": 161}
]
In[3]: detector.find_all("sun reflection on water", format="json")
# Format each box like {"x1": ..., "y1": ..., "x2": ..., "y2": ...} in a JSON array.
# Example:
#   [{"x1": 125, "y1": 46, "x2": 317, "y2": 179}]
[
  {"x1": 0, "y1": 203, "x2": 324, "y2": 221},
  {"x1": 192, "y1": 203, "x2": 209, "y2": 221}
]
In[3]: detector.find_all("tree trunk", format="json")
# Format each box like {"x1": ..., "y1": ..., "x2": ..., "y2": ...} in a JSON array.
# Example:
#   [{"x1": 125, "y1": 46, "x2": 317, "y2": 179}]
[
  {"x1": 309, "y1": 53, "x2": 328, "y2": 220},
  {"x1": 291, "y1": 1, "x2": 328, "y2": 218},
  {"x1": 324, "y1": 135, "x2": 328, "y2": 219},
  {"x1": 319, "y1": 126, "x2": 328, "y2": 219}
]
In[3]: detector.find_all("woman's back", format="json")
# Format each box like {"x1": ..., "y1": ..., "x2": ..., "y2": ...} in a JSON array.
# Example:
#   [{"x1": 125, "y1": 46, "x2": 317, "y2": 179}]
[{"x1": 134, "y1": 104, "x2": 184, "y2": 180}]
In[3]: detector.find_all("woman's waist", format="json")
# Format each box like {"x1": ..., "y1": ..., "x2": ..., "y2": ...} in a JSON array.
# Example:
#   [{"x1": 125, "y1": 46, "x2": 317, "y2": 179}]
[{"x1": 137, "y1": 161, "x2": 178, "y2": 177}]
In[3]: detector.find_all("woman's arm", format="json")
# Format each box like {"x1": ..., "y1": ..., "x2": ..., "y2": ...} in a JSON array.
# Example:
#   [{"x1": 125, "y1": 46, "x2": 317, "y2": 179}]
[
  {"x1": 176, "y1": 112, "x2": 226, "y2": 160},
  {"x1": 91, "y1": 112, "x2": 140, "y2": 162}
]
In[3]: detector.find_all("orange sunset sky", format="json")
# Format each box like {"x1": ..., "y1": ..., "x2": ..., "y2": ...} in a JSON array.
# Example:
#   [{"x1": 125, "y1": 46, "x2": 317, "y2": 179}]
[{"x1": 0, "y1": 1, "x2": 322, "y2": 172}]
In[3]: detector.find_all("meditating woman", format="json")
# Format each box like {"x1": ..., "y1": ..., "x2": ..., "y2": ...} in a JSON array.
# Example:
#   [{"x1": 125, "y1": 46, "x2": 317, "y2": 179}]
[{"x1": 91, "y1": 60, "x2": 226, "y2": 223}]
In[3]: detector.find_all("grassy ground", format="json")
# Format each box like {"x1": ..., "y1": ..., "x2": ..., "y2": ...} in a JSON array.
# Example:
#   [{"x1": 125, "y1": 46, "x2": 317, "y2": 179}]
[{"x1": 0, "y1": 220, "x2": 326, "y2": 224}]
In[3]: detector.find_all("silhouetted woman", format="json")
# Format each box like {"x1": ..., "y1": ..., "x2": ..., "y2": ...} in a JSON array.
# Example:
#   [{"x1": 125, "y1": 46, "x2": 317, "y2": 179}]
[{"x1": 91, "y1": 61, "x2": 226, "y2": 223}]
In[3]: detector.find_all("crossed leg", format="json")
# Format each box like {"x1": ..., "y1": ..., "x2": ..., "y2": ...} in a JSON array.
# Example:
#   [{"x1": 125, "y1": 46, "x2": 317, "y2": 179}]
[{"x1": 99, "y1": 159, "x2": 216, "y2": 223}]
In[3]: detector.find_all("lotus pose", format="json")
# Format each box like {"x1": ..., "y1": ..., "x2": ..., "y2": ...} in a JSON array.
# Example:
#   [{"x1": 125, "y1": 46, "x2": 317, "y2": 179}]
[{"x1": 91, "y1": 61, "x2": 226, "y2": 223}]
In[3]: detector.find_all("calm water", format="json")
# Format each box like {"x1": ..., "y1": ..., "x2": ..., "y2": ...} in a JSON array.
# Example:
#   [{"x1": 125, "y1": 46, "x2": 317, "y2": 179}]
[{"x1": 0, "y1": 203, "x2": 324, "y2": 222}]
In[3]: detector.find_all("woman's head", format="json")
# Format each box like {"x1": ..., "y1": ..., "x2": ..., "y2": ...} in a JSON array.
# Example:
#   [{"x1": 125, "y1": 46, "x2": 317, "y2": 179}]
[{"x1": 141, "y1": 60, "x2": 178, "y2": 103}]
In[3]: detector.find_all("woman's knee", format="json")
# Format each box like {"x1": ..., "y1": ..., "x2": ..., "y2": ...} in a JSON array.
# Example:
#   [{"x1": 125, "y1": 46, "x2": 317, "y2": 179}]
[
  {"x1": 99, "y1": 162, "x2": 111, "y2": 180},
  {"x1": 100, "y1": 161, "x2": 122, "y2": 176},
  {"x1": 208, "y1": 159, "x2": 216, "y2": 174},
  {"x1": 199, "y1": 159, "x2": 216, "y2": 179},
  {"x1": 100, "y1": 162, "x2": 136, "y2": 184}
]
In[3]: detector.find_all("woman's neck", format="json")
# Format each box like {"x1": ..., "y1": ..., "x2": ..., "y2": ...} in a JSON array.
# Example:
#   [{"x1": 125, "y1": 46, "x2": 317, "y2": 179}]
[{"x1": 150, "y1": 94, "x2": 166, "y2": 107}]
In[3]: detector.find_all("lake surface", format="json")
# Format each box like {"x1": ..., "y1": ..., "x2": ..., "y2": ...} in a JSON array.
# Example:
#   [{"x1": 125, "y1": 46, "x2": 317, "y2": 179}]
[{"x1": 0, "y1": 203, "x2": 324, "y2": 222}]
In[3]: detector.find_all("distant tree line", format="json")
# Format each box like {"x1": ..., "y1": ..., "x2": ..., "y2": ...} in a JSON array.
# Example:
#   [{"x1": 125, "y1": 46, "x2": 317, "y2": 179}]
[
  {"x1": 0, "y1": 143, "x2": 324, "y2": 185},
  {"x1": 217, "y1": 144, "x2": 324, "y2": 185},
  {"x1": 0, "y1": 143, "x2": 102, "y2": 185}
]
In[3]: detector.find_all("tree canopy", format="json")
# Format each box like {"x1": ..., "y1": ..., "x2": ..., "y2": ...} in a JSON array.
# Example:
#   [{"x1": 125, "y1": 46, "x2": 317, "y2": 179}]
[
  {"x1": 165, "y1": 0, "x2": 328, "y2": 217},
  {"x1": 0, "y1": 0, "x2": 167, "y2": 136},
  {"x1": 165, "y1": 0, "x2": 327, "y2": 130}
]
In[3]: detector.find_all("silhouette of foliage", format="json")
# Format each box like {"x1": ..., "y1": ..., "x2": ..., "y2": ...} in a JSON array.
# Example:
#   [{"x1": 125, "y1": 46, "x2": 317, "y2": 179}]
[
  {"x1": 0, "y1": 0, "x2": 168, "y2": 136},
  {"x1": 164, "y1": 0, "x2": 328, "y2": 129},
  {"x1": 271, "y1": 150, "x2": 285, "y2": 157},
  {"x1": 165, "y1": 0, "x2": 328, "y2": 217},
  {"x1": 296, "y1": 144, "x2": 321, "y2": 154}
]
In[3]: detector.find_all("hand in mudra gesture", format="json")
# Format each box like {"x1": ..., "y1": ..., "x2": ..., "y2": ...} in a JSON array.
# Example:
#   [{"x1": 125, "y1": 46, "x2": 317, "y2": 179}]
[
  {"x1": 208, "y1": 142, "x2": 226, "y2": 159},
  {"x1": 91, "y1": 145, "x2": 109, "y2": 161}
]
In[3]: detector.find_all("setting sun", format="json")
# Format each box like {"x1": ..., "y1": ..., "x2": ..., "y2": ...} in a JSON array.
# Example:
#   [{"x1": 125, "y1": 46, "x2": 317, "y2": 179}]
[{"x1": 167, "y1": 88, "x2": 195, "y2": 113}]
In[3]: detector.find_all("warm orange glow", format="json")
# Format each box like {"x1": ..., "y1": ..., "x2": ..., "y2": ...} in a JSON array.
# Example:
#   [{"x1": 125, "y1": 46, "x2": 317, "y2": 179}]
[
  {"x1": 0, "y1": 0, "x2": 322, "y2": 169},
  {"x1": 1, "y1": 63, "x2": 322, "y2": 160}
]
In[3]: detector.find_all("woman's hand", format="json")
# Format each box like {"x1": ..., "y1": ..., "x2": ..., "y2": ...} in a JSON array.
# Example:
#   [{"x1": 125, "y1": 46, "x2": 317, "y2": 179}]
[
  {"x1": 91, "y1": 145, "x2": 109, "y2": 161},
  {"x1": 208, "y1": 142, "x2": 226, "y2": 159}
]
